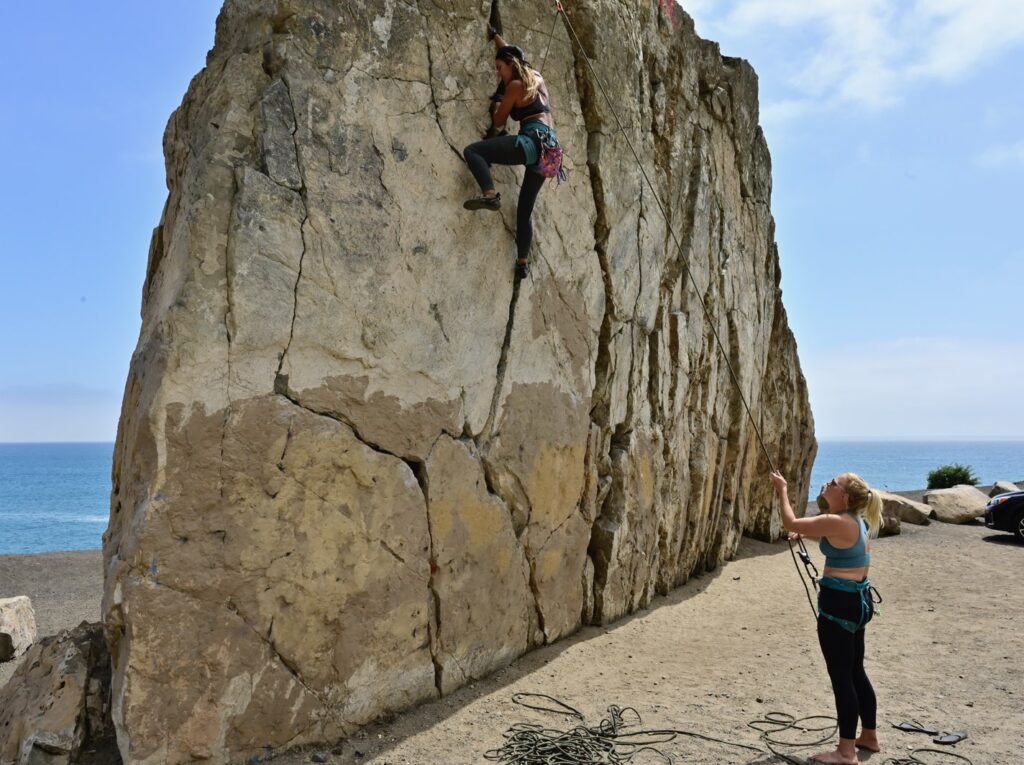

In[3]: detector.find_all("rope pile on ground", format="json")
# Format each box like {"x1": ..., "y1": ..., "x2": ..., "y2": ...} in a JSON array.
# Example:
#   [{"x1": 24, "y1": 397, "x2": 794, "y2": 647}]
[
  {"x1": 483, "y1": 693, "x2": 976, "y2": 764},
  {"x1": 482, "y1": 693, "x2": 822, "y2": 764}
]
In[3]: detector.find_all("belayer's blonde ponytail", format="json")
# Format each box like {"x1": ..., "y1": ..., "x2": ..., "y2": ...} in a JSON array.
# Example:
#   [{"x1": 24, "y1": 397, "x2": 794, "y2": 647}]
[{"x1": 843, "y1": 472, "x2": 882, "y2": 536}]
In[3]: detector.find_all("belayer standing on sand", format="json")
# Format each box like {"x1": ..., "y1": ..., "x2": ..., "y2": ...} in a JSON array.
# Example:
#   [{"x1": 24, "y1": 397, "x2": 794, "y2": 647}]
[
  {"x1": 770, "y1": 470, "x2": 884, "y2": 765},
  {"x1": 462, "y1": 25, "x2": 562, "y2": 279}
]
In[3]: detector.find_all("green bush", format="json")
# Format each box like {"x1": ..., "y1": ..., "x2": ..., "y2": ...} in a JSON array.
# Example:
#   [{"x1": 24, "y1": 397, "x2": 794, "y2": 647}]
[{"x1": 927, "y1": 463, "x2": 980, "y2": 489}]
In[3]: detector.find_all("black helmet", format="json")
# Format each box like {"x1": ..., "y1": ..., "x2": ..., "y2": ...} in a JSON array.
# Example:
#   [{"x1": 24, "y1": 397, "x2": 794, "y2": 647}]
[{"x1": 496, "y1": 45, "x2": 526, "y2": 63}]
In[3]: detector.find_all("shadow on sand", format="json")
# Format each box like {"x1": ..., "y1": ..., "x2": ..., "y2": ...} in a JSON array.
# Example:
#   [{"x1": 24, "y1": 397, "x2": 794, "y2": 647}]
[
  {"x1": 980, "y1": 532, "x2": 1023, "y2": 547},
  {"x1": 273, "y1": 539, "x2": 801, "y2": 765}
]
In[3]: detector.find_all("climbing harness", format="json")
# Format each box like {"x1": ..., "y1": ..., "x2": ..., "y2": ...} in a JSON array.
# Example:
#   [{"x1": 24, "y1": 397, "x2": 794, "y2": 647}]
[
  {"x1": 540, "y1": 0, "x2": 819, "y2": 619},
  {"x1": 817, "y1": 576, "x2": 883, "y2": 634}
]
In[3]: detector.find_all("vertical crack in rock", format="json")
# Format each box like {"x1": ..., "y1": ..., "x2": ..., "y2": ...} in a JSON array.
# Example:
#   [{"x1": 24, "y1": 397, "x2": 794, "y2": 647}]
[
  {"x1": 478, "y1": 276, "x2": 522, "y2": 443},
  {"x1": 526, "y1": 561, "x2": 547, "y2": 644},
  {"x1": 404, "y1": 456, "x2": 444, "y2": 697},
  {"x1": 564, "y1": 12, "x2": 619, "y2": 622},
  {"x1": 220, "y1": 171, "x2": 241, "y2": 536},
  {"x1": 647, "y1": 327, "x2": 661, "y2": 429},
  {"x1": 274, "y1": 76, "x2": 310, "y2": 379},
  {"x1": 417, "y1": 2, "x2": 466, "y2": 161},
  {"x1": 658, "y1": 124, "x2": 705, "y2": 300}
]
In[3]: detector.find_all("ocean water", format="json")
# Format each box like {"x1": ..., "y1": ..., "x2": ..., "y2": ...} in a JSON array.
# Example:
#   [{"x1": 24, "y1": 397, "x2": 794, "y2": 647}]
[
  {"x1": 0, "y1": 443, "x2": 112, "y2": 555},
  {"x1": 808, "y1": 440, "x2": 1024, "y2": 497},
  {"x1": 1, "y1": 441, "x2": 1022, "y2": 555}
]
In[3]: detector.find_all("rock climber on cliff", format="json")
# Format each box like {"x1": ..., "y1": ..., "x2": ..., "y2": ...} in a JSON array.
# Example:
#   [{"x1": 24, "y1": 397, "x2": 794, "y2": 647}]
[{"x1": 462, "y1": 24, "x2": 563, "y2": 279}]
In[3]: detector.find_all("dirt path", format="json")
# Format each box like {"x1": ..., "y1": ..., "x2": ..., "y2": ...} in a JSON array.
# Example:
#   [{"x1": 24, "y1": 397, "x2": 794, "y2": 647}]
[{"x1": 2, "y1": 522, "x2": 1021, "y2": 763}]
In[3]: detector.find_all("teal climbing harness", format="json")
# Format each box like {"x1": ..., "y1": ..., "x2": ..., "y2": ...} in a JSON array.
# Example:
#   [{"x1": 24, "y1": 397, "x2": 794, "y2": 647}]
[{"x1": 817, "y1": 576, "x2": 883, "y2": 633}]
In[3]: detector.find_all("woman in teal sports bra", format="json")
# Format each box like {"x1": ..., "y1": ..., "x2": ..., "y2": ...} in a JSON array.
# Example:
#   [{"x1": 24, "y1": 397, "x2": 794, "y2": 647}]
[{"x1": 770, "y1": 470, "x2": 884, "y2": 765}]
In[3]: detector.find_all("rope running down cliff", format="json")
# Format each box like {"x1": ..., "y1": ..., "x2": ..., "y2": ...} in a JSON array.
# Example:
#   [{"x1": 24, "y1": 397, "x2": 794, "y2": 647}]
[{"x1": 543, "y1": 2, "x2": 819, "y2": 618}]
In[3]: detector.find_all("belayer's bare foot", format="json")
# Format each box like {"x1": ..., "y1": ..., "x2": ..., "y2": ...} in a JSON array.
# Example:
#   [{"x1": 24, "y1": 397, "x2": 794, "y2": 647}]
[
  {"x1": 856, "y1": 729, "x2": 880, "y2": 752},
  {"x1": 807, "y1": 750, "x2": 857, "y2": 764}
]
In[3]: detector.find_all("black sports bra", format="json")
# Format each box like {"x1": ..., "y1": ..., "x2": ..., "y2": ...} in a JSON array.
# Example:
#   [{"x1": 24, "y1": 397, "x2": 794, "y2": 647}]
[{"x1": 510, "y1": 93, "x2": 551, "y2": 122}]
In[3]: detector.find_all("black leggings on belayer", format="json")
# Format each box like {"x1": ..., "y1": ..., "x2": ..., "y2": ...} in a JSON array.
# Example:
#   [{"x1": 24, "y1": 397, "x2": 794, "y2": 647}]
[
  {"x1": 817, "y1": 588, "x2": 877, "y2": 740},
  {"x1": 463, "y1": 135, "x2": 546, "y2": 261}
]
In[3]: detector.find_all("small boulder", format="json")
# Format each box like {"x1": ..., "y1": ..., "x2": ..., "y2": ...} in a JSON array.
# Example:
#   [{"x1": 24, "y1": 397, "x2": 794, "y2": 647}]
[
  {"x1": 0, "y1": 596, "x2": 37, "y2": 662},
  {"x1": 878, "y1": 513, "x2": 901, "y2": 537},
  {"x1": 0, "y1": 622, "x2": 114, "y2": 765},
  {"x1": 877, "y1": 491, "x2": 931, "y2": 526},
  {"x1": 989, "y1": 480, "x2": 1020, "y2": 497},
  {"x1": 924, "y1": 484, "x2": 990, "y2": 524}
]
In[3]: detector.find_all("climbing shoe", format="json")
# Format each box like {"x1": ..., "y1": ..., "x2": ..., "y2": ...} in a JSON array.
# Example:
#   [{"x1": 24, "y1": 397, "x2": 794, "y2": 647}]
[
  {"x1": 463, "y1": 193, "x2": 501, "y2": 211},
  {"x1": 514, "y1": 258, "x2": 530, "y2": 279}
]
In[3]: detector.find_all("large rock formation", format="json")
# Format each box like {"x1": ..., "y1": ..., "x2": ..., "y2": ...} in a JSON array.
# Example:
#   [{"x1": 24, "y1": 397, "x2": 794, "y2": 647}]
[{"x1": 101, "y1": 1, "x2": 814, "y2": 763}]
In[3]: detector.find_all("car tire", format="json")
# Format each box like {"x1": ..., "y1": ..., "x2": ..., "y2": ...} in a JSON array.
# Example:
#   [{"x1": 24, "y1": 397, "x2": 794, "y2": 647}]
[{"x1": 1015, "y1": 510, "x2": 1024, "y2": 543}]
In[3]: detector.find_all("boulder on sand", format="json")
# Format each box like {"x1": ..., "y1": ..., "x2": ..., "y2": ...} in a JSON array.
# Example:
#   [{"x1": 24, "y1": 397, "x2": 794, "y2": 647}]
[
  {"x1": 0, "y1": 622, "x2": 115, "y2": 765},
  {"x1": 924, "y1": 485, "x2": 989, "y2": 524},
  {"x1": 878, "y1": 513, "x2": 901, "y2": 537},
  {"x1": 877, "y1": 491, "x2": 931, "y2": 526},
  {"x1": 990, "y1": 481, "x2": 1020, "y2": 497},
  {"x1": 0, "y1": 596, "x2": 37, "y2": 663}
]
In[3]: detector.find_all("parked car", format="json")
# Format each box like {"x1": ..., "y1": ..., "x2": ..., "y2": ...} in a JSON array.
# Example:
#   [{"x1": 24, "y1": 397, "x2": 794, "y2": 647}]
[{"x1": 985, "y1": 490, "x2": 1024, "y2": 542}]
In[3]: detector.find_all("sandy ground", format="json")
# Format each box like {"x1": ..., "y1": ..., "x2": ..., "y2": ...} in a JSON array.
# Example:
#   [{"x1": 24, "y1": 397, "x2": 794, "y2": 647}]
[{"x1": 2, "y1": 521, "x2": 1022, "y2": 764}]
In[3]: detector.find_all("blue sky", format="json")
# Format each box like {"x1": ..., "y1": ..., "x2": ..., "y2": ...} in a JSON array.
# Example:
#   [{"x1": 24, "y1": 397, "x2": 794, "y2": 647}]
[{"x1": 1, "y1": 1, "x2": 1022, "y2": 441}]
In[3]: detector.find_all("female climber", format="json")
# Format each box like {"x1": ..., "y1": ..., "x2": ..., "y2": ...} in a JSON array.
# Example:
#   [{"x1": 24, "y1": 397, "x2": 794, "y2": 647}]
[
  {"x1": 769, "y1": 470, "x2": 884, "y2": 764},
  {"x1": 462, "y1": 26, "x2": 560, "y2": 279}
]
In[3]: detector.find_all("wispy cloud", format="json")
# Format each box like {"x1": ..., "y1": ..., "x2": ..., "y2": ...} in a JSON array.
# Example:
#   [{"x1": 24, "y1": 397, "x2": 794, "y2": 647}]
[
  {"x1": 802, "y1": 337, "x2": 1024, "y2": 439},
  {"x1": 683, "y1": 0, "x2": 1024, "y2": 118},
  {"x1": 975, "y1": 140, "x2": 1024, "y2": 168}
]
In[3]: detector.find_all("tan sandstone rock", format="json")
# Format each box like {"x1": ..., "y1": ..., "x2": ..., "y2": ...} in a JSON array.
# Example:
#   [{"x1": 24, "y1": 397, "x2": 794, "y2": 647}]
[
  {"x1": 877, "y1": 491, "x2": 931, "y2": 526},
  {"x1": 924, "y1": 485, "x2": 990, "y2": 524},
  {"x1": 878, "y1": 513, "x2": 901, "y2": 537},
  {"x1": 0, "y1": 622, "x2": 114, "y2": 765},
  {"x1": 99, "y1": 2, "x2": 815, "y2": 763},
  {"x1": 990, "y1": 480, "x2": 1019, "y2": 497},
  {"x1": 0, "y1": 597, "x2": 37, "y2": 663}
]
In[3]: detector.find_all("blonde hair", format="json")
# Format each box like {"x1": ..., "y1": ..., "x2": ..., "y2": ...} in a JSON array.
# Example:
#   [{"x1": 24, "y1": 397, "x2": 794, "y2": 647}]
[
  {"x1": 842, "y1": 472, "x2": 882, "y2": 537},
  {"x1": 506, "y1": 57, "x2": 541, "y2": 101}
]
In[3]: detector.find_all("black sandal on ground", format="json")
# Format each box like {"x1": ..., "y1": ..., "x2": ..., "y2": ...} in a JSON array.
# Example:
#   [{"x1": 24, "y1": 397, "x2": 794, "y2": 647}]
[
  {"x1": 515, "y1": 258, "x2": 530, "y2": 279},
  {"x1": 463, "y1": 193, "x2": 501, "y2": 211}
]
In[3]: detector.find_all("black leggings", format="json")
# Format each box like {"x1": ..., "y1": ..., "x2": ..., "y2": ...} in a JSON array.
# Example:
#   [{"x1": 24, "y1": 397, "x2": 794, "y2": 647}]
[
  {"x1": 463, "y1": 135, "x2": 546, "y2": 261},
  {"x1": 817, "y1": 587, "x2": 877, "y2": 740}
]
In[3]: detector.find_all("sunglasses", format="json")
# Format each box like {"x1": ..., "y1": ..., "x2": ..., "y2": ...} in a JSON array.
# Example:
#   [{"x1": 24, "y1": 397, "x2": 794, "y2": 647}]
[{"x1": 826, "y1": 477, "x2": 847, "y2": 491}]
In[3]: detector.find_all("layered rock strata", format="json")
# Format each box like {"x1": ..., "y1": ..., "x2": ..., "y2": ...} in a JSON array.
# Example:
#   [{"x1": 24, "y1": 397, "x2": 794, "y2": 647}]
[{"x1": 102, "y1": 1, "x2": 815, "y2": 763}]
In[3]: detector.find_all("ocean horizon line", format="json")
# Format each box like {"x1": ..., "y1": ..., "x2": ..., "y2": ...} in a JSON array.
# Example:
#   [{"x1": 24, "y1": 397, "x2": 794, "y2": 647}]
[{"x1": 4, "y1": 437, "x2": 1024, "y2": 446}]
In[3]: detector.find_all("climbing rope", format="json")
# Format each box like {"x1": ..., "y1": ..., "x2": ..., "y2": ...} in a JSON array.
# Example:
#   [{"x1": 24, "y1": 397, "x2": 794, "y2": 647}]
[
  {"x1": 485, "y1": 694, "x2": 977, "y2": 764},
  {"x1": 882, "y1": 752, "x2": 975, "y2": 765},
  {"x1": 483, "y1": 693, "x2": 976, "y2": 764},
  {"x1": 483, "y1": 693, "x2": 765, "y2": 764},
  {"x1": 544, "y1": 1, "x2": 819, "y2": 618},
  {"x1": 747, "y1": 711, "x2": 838, "y2": 764}
]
